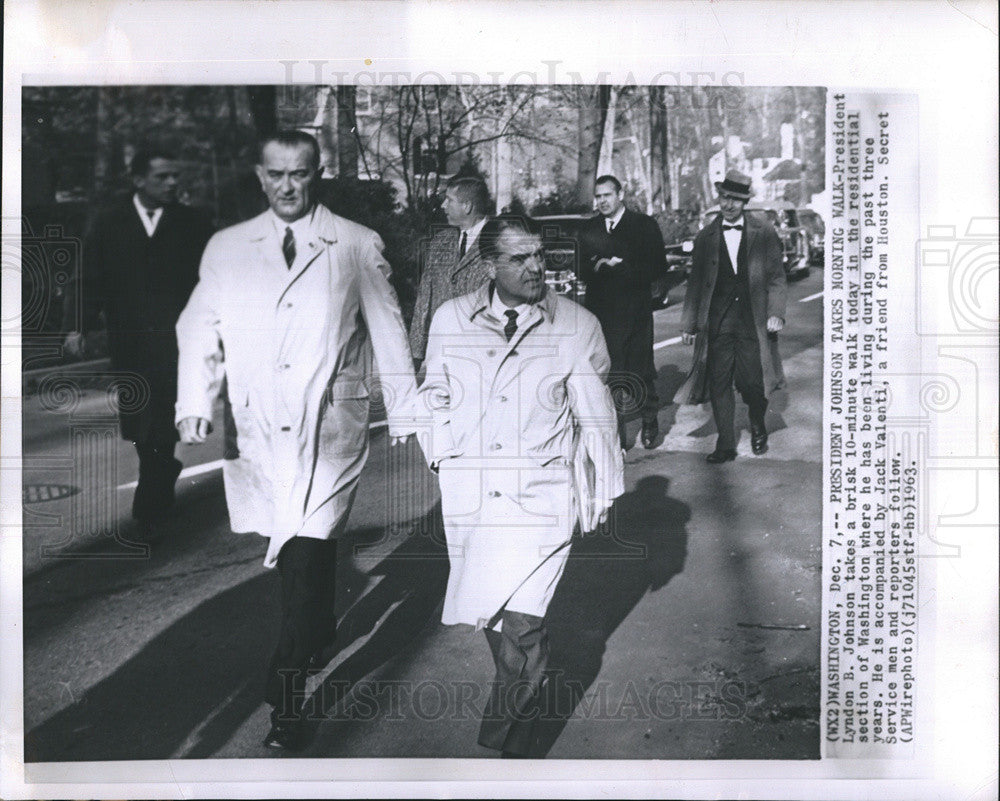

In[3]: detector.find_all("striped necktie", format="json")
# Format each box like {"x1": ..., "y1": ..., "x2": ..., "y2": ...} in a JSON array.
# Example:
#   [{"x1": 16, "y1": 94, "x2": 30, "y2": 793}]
[{"x1": 282, "y1": 226, "x2": 296, "y2": 268}]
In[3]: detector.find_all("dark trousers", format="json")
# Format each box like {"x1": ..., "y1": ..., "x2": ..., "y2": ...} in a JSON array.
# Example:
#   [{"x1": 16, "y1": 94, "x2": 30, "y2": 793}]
[
  {"x1": 478, "y1": 610, "x2": 548, "y2": 755},
  {"x1": 131, "y1": 433, "x2": 182, "y2": 521},
  {"x1": 601, "y1": 309, "x2": 659, "y2": 424},
  {"x1": 265, "y1": 536, "x2": 339, "y2": 721},
  {"x1": 707, "y1": 309, "x2": 767, "y2": 451}
]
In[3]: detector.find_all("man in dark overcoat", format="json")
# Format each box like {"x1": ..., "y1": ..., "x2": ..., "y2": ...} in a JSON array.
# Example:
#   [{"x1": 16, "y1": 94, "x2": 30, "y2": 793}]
[
  {"x1": 63, "y1": 147, "x2": 214, "y2": 523},
  {"x1": 578, "y1": 174, "x2": 668, "y2": 449},
  {"x1": 678, "y1": 169, "x2": 787, "y2": 462}
]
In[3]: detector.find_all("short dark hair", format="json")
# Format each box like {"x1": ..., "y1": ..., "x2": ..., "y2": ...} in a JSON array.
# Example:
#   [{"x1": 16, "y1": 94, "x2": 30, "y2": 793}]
[
  {"x1": 257, "y1": 130, "x2": 321, "y2": 169},
  {"x1": 447, "y1": 177, "x2": 493, "y2": 216},
  {"x1": 131, "y1": 146, "x2": 177, "y2": 177},
  {"x1": 595, "y1": 174, "x2": 623, "y2": 193},
  {"x1": 478, "y1": 215, "x2": 540, "y2": 261}
]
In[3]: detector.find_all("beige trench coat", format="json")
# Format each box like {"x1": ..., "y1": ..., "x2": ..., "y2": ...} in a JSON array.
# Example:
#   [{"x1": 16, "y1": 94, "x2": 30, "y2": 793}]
[
  {"x1": 176, "y1": 205, "x2": 417, "y2": 567},
  {"x1": 420, "y1": 285, "x2": 624, "y2": 627}
]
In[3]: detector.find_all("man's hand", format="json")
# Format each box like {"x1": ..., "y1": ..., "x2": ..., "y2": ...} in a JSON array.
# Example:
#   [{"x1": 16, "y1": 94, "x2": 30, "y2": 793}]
[
  {"x1": 766, "y1": 316, "x2": 784, "y2": 333},
  {"x1": 681, "y1": 331, "x2": 696, "y2": 345},
  {"x1": 64, "y1": 331, "x2": 86, "y2": 359},
  {"x1": 178, "y1": 416, "x2": 212, "y2": 444},
  {"x1": 593, "y1": 256, "x2": 624, "y2": 271},
  {"x1": 596, "y1": 507, "x2": 609, "y2": 528}
]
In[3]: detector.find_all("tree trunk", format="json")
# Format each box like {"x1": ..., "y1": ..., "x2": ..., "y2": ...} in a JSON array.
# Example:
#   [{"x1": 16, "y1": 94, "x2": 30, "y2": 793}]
[
  {"x1": 596, "y1": 86, "x2": 618, "y2": 177},
  {"x1": 649, "y1": 86, "x2": 671, "y2": 212},
  {"x1": 336, "y1": 85, "x2": 359, "y2": 178},
  {"x1": 575, "y1": 85, "x2": 611, "y2": 207},
  {"x1": 93, "y1": 86, "x2": 114, "y2": 198}
]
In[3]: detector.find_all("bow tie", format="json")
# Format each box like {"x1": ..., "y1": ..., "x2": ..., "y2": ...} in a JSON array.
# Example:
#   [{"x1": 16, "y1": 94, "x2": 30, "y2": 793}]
[{"x1": 723, "y1": 223, "x2": 743, "y2": 231}]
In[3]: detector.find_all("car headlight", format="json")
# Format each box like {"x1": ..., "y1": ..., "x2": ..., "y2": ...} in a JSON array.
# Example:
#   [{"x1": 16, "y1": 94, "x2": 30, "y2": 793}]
[{"x1": 681, "y1": 240, "x2": 694, "y2": 253}]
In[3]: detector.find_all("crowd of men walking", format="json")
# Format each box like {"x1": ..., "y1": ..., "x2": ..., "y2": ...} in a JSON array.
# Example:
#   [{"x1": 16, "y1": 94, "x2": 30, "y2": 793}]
[{"x1": 61, "y1": 130, "x2": 786, "y2": 756}]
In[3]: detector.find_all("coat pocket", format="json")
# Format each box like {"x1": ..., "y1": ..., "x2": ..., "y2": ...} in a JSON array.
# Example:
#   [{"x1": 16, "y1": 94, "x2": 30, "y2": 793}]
[{"x1": 319, "y1": 394, "x2": 370, "y2": 458}]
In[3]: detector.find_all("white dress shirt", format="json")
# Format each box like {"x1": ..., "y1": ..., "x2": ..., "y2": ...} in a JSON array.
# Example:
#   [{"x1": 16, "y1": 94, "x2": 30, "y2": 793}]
[
  {"x1": 133, "y1": 194, "x2": 163, "y2": 237},
  {"x1": 268, "y1": 206, "x2": 316, "y2": 258},
  {"x1": 604, "y1": 205, "x2": 626, "y2": 233},
  {"x1": 460, "y1": 216, "x2": 488, "y2": 257},
  {"x1": 722, "y1": 215, "x2": 745, "y2": 273},
  {"x1": 490, "y1": 283, "x2": 532, "y2": 323}
]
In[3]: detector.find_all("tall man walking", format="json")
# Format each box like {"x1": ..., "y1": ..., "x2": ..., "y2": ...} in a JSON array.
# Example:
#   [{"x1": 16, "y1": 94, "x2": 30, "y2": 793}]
[
  {"x1": 175, "y1": 131, "x2": 418, "y2": 750},
  {"x1": 408, "y1": 176, "x2": 493, "y2": 365},
  {"x1": 420, "y1": 216, "x2": 624, "y2": 757},
  {"x1": 678, "y1": 170, "x2": 787, "y2": 462},
  {"x1": 578, "y1": 175, "x2": 668, "y2": 449},
  {"x1": 63, "y1": 147, "x2": 214, "y2": 528}
]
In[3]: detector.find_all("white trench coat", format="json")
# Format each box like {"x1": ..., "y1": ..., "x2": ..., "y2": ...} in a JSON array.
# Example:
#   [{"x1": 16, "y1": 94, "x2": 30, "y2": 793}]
[
  {"x1": 420, "y1": 284, "x2": 624, "y2": 627},
  {"x1": 176, "y1": 204, "x2": 417, "y2": 567}
]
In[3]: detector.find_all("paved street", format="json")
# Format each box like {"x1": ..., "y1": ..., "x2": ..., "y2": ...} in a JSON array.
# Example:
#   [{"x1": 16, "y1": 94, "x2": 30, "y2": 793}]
[{"x1": 21, "y1": 268, "x2": 824, "y2": 761}]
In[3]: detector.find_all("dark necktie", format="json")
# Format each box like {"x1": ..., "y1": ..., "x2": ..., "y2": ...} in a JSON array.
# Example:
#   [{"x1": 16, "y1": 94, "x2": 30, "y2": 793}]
[
  {"x1": 723, "y1": 223, "x2": 743, "y2": 231},
  {"x1": 282, "y1": 226, "x2": 296, "y2": 268},
  {"x1": 503, "y1": 309, "x2": 518, "y2": 342},
  {"x1": 606, "y1": 219, "x2": 614, "y2": 234},
  {"x1": 459, "y1": 231, "x2": 468, "y2": 258}
]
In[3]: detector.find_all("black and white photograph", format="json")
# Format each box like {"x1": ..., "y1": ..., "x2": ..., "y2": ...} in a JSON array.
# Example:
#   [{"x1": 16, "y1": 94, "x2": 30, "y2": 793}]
[
  {"x1": 19, "y1": 80, "x2": 826, "y2": 761},
  {"x1": 2, "y1": 2, "x2": 997, "y2": 799}
]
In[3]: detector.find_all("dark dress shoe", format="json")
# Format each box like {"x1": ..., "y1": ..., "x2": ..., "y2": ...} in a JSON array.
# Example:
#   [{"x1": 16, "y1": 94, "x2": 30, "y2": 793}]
[
  {"x1": 706, "y1": 449, "x2": 737, "y2": 464},
  {"x1": 640, "y1": 418, "x2": 659, "y2": 449},
  {"x1": 751, "y1": 427, "x2": 769, "y2": 455},
  {"x1": 264, "y1": 718, "x2": 305, "y2": 751}
]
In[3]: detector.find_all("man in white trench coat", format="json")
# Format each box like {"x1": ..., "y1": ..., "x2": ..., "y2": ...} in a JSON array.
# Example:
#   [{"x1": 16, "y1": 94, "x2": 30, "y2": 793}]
[
  {"x1": 419, "y1": 216, "x2": 625, "y2": 757},
  {"x1": 175, "y1": 131, "x2": 417, "y2": 750}
]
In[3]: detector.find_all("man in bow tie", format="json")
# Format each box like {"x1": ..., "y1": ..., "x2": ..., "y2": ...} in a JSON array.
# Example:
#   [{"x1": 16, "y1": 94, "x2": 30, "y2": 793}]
[
  {"x1": 175, "y1": 130, "x2": 418, "y2": 750},
  {"x1": 677, "y1": 169, "x2": 787, "y2": 463}
]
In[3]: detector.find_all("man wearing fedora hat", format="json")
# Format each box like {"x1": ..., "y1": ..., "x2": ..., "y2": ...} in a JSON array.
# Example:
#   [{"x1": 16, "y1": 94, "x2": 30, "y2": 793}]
[{"x1": 677, "y1": 169, "x2": 787, "y2": 462}]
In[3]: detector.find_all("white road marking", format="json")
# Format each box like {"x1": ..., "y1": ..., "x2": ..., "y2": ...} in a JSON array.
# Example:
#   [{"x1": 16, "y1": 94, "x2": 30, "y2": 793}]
[
  {"x1": 800, "y1": 291, "x2": 824, "y2": 302},
  {"x1": 116, "y1": 420, "x2": 389, "y2": 490},
  {"x1": 653, "y1": 335, "x2": 684, "y2": 350}
]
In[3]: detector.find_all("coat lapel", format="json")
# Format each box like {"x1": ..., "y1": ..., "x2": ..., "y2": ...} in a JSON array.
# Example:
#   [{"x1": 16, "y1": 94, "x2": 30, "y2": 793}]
[{"x1": 744, "y1": 213, "x2": 760, "y2": 273}]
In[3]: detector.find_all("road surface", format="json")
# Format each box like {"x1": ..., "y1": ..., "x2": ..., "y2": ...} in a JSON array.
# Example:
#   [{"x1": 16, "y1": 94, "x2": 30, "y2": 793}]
[{"x1": 21, "y1": 269, "x2": 824, "y2": 761}]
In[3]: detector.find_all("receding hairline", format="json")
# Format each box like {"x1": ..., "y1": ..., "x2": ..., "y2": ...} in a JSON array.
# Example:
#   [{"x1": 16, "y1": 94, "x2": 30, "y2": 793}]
[{"x1": 257, "y1": 136, "x2": 321, "y2": 168}]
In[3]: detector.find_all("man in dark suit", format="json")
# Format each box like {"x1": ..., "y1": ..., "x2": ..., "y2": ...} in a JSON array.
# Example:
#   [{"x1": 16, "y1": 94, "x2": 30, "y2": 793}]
[
  {"x1": 408, "y1": 176, "x2": 493, "y2": 365},
  {"x1": 678, "y1": 170, "x2": 787, "y2": 463},
  {"x1": 578, "y1": 175, "x2": 668, "y2": 449},
  {"x1": 63, "y1": 147, "x2": 214, "y2": 526}
]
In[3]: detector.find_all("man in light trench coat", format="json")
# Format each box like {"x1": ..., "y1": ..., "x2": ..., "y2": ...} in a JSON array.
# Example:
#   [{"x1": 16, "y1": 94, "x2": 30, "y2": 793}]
[
  {"x1": 175, "y1": 131, "x2": 417, "y2": 750},
  {"x1": 419, "y1": 216, "x2": 625, "y2": 757}
]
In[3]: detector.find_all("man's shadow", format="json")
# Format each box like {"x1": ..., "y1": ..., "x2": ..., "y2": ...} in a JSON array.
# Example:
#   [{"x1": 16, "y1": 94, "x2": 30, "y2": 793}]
[
  {"x1": 24, "y1": 506, "x2": 449, "y2": 762},
  {"x1": 532, "y1": 475, "x2": 690, "y2": 756}
]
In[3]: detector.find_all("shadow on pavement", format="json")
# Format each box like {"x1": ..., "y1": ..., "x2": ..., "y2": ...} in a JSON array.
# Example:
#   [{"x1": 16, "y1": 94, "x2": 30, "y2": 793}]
[
  {"x1": 24, "y1": 510, "x2": 449, "y2": 762},
  {"x1": 533, "y1": 475, "x2": 690, "y2": 757}
]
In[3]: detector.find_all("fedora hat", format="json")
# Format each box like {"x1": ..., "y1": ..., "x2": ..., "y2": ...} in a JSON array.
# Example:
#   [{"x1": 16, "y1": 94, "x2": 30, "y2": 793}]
[{"x1": 715, "y1": 169, "x2": 753, "y2": 201}]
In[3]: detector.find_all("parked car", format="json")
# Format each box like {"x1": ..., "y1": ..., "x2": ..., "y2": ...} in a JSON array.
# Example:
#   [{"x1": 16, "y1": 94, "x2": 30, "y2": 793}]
[
  {"x1": 532, "y1": 213, "x2": 594, "y2": 303},
  {"x1": 701, "y1": 202, "x2": 811, "y2": 279},
  {"x1": 797, "y1": 207, "x2": 826, "y2": 266}
]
